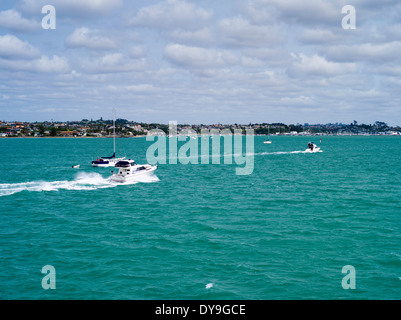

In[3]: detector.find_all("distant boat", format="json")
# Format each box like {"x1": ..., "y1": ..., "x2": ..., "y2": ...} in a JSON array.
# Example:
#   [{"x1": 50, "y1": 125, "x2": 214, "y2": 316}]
[
  {"x1": 72, "y1": 165, "x2": 80, "y2": 168},
  {"x1": 91, "y1": 108, "x2": 125, "y2": 167},
  {"x1": 264, "y1": 126, "x2": 272, "y2": 144},
  {"x1": 305, "y1": 142, "x2": 320, "y2": 152}
]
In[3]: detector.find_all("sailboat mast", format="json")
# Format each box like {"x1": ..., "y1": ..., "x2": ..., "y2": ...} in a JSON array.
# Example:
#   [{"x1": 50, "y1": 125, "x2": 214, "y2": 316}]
[{"x1": 113, "y1": 108, "x2": 116, "y2": 155}]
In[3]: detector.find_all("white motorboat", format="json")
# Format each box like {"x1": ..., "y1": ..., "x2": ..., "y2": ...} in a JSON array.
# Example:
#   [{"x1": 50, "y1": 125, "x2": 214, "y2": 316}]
[
  {"x1": 72, "y1": 165, "x2": 80, "y2": 168},
  {"x1": 305, "y1": 142, "x2": 320, "y2": 152},
  {"x1": 109, "y1": 160, "x2": 157, "y2": 183},
  {"x1": 92, "y1": 109, "x2": 125, "y2": 167}
]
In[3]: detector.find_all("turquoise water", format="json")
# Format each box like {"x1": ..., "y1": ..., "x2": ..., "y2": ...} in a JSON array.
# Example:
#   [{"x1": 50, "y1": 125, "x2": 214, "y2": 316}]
[{"x1": 0, "y1": 136, "x2": 400, "y2": 300}]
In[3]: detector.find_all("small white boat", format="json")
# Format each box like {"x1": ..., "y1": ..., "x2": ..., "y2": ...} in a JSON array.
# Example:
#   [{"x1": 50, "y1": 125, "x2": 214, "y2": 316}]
[
  {"x1": 305, "y1": 142, "x2": 320, "y2": 152},
  {"x1": 264, "y1": 125, "x2": 272, "y2": 144},
  {"x1": 72, "y1": 165, "x2": 80, "y2": 168},
  {"x1": 109, "y1": 160, "x2": 157, "y2": 183}
]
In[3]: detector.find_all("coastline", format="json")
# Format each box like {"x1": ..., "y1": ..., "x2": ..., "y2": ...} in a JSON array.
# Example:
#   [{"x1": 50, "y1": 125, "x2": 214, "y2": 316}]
[
  {"x1": 1, "y1": 134, "x2": 400, "y2": 138},
  {"x1": 0, "y1": 135, "x2": 148, "y2": 138}
]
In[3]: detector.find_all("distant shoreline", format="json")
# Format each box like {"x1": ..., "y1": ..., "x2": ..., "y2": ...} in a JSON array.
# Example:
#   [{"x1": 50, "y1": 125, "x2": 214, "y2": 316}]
[
  {"x1": 0, "y1": 135, "x2": 147, "y2": 138},
  {"x1": 1, "y1": 134, "x2": 400, "y2": 138}
]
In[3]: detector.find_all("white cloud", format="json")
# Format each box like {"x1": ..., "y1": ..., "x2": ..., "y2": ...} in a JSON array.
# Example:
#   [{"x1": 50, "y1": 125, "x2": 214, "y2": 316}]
[
  {"x1": 169, "y1": 27, "x2": 215, "y2": 46},
  {"x1": 239, "y1": 1, "x2": 278, "y2": 24},
  {"x1": 80, "y1": 53, "x2": 147, "y2": 74},
  {"x1": 241, "y1": 56, "x2": 265, "y2": 68},
  {"x1": 129, "y1": 46, "x2": 147, "y2": 59},
  {"x1": 0, "y1": 55, "x2": 70, "y2": 73},
  {"x1": 65, "y1": 27, "x2": 116, "y2": 50},
  {"x1": 218, "y1": 16, "x2": 280, "y2": 48},
  {"x1": 254, "y1": 0, "x2": 340, "y2": 25},
  {"x1": 373, "y1": 65, "x2": 401, "y2": 76},
  {"x1": 280, "y1": 95, "x2": 315, "y2": 105},
  {"x1": 0, "y1": 9, "x2": 39, "y2": 32},
  {"x1": 242, "y1": 47, "x2": 286, "y2": 62},
  {"x1": 164, "y1": 43, "x2": 238, "y2": 69},
  {"x1": 0, "y1": 35, "x2": 41, "y2": 59},
  {"x1": 125, "y1": 84, "x2": 156, "y2": 93},
  {"x1": 381, "y1": 23, "x2": 401, "y2": 41},
  {"x1": 129, "y1": 0, "x2": 212, "y2": 30},
  {"x1": 288, "y1": 53, "x2": 357, "y2": 77},
  {"x1": 325, "y1": 41, "x2": 401, "y2": 63},
  {"x1": 107, "y1": 84, "x2": 157, "y2": 94},
  {"x1": 299, "y1": 29, "x2": 342, "y2": 44},
  {"x1": 33, "y1": 55, "x2": 70, "y2": 73}
]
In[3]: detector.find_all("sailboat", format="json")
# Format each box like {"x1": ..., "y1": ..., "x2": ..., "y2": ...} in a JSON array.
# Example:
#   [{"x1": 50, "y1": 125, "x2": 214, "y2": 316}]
[
  {"x1": 92, "y1": 109, "x2": 125, "y2": 167},
  {"x1": 264, "y1": 125, "x2": 272, "y2": 144}
]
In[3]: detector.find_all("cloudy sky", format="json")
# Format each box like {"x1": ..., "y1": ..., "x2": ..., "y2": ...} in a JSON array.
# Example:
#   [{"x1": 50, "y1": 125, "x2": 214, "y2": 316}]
[{"x1": 0, "y1": 0, "x2": 401, "y2": 125}]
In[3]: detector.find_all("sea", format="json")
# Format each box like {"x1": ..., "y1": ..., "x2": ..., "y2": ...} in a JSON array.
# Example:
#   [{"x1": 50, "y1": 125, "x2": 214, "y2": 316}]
[{"x1": 0, "y1": 136, "x2": 400, "y2": 300}]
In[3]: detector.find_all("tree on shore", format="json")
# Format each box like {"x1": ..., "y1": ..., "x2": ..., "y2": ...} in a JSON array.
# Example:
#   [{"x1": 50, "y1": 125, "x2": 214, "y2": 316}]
[
  {"x1": 50, "y1": 127, "x2": 57, "y2": 136},
  {"x1": 38, "y1": 124, "x2": 45, "y2": 135}
]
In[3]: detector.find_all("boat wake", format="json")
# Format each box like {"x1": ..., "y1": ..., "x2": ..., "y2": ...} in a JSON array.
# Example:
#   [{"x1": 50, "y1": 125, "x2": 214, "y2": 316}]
[
  {"x1": 0, "y1": 172, "x2": 159, "y2": 197},
  {"x1": 255, "y1": 150, "x2": 323, "y2": 156},
  {"x1": 109, "y1": 172, "x2": 160, "y2": 184}
]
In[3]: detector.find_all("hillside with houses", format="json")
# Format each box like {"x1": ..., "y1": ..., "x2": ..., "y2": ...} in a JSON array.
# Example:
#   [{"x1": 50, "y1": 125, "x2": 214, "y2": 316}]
[{"x1": 1, "y1": 119, "x2": 400, "y2": 137}]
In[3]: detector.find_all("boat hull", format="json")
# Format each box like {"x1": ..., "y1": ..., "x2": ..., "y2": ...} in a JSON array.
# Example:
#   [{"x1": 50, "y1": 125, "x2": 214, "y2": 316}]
[
  {"x1": 92, "y1": 157, "x2": 125, "y2": 167},
  {"x1": 110, "y1": 165, "x2": 157, "y2": 183},
  {"x1": 92, "y1": 161, "x2": 115, "y2": 167}
]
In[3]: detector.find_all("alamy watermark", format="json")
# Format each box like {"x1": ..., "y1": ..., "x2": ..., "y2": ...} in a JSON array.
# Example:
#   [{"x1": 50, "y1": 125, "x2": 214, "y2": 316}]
[
  {"x1": 342, "y1": 265, "x2": 356, "y2": 290},
  {"x1": 39, "y1": 4, "x2": 355, "y2": 31},
  {"x1": 41, "y1": 265, "x2": 56, "y2": 290},
  {"x1": 342, "y1": 5, "x2": 356, "y2": 30},
  {"x1": 146, "y1": 121, "x2": 254, "y2": 175},
  {"x1": 41, "y1": 5, "x2": 56, "y2": 30}
]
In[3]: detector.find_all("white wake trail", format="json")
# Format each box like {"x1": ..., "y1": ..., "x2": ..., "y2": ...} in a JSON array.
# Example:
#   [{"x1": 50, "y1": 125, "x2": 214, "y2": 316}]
[
  {"x1": 0, "y1": 171, "x2": 159, "y2": 197},
  {"x1": 254, "y1": 150, "x2": 323, "y2": 156}
]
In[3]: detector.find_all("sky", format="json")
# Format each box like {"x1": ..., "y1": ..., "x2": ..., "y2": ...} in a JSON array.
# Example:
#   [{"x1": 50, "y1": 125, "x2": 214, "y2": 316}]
[{"x1": 0, "y1": 0, "x2": 401, "y2": 125}]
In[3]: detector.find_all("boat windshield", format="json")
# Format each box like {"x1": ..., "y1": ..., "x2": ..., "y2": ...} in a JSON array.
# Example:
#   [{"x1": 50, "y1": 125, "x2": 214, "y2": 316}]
[{"x1": 115, "y1": 161, "x2": 131, "y2": 167}]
